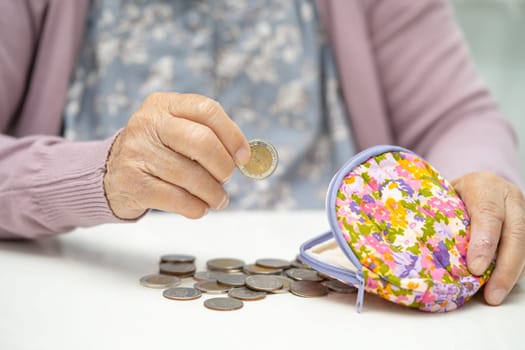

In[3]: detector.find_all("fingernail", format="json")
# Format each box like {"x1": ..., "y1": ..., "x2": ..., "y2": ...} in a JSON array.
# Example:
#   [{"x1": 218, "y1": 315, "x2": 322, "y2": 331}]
[
  {"x1": 222, "y1": 174, "x2": 233, "y2": 184},
  {"x1": 202, "y1": 207, "x2": 209, "y2": 216},
  {"x1": 234, "y1": 147, "x2": 251, "y2": 166},
  {"x1": 489, "y1": 288, "x2": 507, "y2": 305},
  {"x1": 470, "y1": 256, "x2": 488, "y2": 275},
  {"x1": 217, "y1": 195, "x2": 229, "y2": 210}
]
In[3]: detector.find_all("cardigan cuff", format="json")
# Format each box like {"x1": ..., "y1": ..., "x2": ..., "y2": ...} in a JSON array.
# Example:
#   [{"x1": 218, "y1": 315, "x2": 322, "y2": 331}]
[{"x1": 31, "y1": 132, "x2": 138, "y2": 232}]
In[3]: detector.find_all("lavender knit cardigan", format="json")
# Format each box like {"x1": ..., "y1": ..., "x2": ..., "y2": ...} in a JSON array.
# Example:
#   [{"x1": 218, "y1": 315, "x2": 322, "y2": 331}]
[{"x1": 0, "y1": 0, "x2": 520, "y2": 238}]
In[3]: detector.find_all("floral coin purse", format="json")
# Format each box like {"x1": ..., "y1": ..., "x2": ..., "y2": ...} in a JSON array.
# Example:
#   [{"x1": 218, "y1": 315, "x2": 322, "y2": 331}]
[{"x1": 300, "y1": 145, "x2": 493, "y2": 312}]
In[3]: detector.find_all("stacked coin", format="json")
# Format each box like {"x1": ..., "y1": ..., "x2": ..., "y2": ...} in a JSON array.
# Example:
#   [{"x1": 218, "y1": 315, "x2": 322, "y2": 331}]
[{"x1": 140, "y1": 254, "x2": 357, "y2": 311}]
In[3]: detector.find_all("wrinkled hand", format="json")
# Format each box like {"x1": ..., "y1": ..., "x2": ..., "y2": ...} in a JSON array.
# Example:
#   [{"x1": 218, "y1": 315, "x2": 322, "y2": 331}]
[
  {"x1": 452, "y1": 172, "x2": 525, "y2": 305},
  {"x1": 103, "y1": 92, "x2": 251, "y2": 220}
]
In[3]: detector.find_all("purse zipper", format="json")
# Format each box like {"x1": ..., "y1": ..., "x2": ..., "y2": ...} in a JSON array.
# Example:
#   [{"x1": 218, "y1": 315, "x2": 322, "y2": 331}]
[{"x1": 300, "y1": 231, "x2": 365, "y2": 312}]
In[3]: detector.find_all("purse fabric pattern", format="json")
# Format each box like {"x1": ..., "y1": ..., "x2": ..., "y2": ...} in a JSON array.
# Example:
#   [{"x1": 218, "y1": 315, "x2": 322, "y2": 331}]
[{"x1": 334, "y1": 151, "x2": 493, "y2": 312}]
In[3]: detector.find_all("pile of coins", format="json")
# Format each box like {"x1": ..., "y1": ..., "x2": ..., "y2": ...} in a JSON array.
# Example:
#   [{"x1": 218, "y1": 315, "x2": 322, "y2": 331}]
[{"x1": 140, "y1": 254, "x2": 357, "y2": 311}]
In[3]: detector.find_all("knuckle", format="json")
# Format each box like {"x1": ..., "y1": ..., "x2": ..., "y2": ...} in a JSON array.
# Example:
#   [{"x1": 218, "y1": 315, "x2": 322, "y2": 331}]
[
  {"x1": 186, "y1": 94, "x2": 222, "y2": 116},
  {"x1": 145, "y1": 92, "x2": 165, "y2": 104},
  {"x1": 201, "y1": 97, "x2": 222, "y2": 114},
  {"x1": 460, "y1": 172, "x2": 499, "y2": 193},
  {"x1": 476, "y1": 171, "x2": 499, "y2": 183},
  {"x1": 471, "y1": 237, "x2": 497, "y2": 251},
  {"x1": 126, "y1": 112, "x2": 147, "y2": 131},
  {"x1": 139, "y1": 157, "x2": 157, "y2": 176},
  {"x1": 475, "y1": 199, "x2": 505, "y2": 222},
  {"x1": 507, "y1": 185, "x2": 525, "y2": 204},
  {"x1": 181, "y1": 92, "x2": 201, "y2": 101},
  {"x1": 188, "y1": 123, "x2": 214, "y2": 145},
  {"x1": 509, "y1": 220, "x2": 525, "y2": 246}
]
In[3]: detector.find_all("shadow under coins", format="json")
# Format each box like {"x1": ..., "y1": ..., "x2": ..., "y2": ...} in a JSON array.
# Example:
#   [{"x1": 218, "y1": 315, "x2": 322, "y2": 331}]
[
  {"x1": 321, "y1": 282, "x2": 524, "y2": 316},
  {"x1": 0, "y1": 235, "x2": 154, "y2": 278}
]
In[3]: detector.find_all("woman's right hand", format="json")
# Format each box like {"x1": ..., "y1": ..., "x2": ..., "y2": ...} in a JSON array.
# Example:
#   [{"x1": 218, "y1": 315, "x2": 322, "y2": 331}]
[{"x1": 103, "y1": 92, "x2": 251, "y2": 220}]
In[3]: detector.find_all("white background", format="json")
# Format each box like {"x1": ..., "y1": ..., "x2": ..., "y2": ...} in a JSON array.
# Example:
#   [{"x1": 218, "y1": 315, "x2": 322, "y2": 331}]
[{"x1": 1, "y1": 211, "x2": 523, "y2": 350}]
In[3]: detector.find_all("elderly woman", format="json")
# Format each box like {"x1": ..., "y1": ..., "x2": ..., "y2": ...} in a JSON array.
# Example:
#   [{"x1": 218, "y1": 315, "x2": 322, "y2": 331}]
[{"x1": 0, "y1": 0, "x2": 523, "y2": 306}]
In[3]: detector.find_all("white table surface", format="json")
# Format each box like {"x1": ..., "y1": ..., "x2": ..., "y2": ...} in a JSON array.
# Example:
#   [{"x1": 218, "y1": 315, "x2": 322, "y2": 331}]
[{"x1": 0, "y1": 211, "x2": 523, "y2": 350}]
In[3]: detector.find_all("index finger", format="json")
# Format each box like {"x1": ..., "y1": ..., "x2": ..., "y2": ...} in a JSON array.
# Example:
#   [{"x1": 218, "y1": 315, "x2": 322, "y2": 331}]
[
  {"x1": 484, "y1": 189, "x2": 525, "y2": 305},
  {"x1": 467, "y1": 192, "x2": 505, "y2": 276},
  {"x1": 453, "y1": 176, "x2": 505, "y2": 276},
  {"x1": 166, "y1": 93, "x2": 251, "y2": 166}
]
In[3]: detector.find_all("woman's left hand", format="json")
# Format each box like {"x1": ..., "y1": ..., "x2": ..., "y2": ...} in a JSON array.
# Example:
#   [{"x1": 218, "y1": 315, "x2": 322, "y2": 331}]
[{"x1": 452, "y1": 172, "x2": 525, "y2": 305}]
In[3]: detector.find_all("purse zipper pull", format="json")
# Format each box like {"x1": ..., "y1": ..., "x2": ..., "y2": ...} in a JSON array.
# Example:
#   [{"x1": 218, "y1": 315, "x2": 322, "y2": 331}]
[{"x1": 356, "y1": 272, "x2": 365, "y2": 313}]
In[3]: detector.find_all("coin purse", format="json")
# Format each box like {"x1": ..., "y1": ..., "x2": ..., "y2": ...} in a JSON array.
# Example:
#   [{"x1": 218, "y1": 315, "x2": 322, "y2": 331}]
[{"x1": 299, "y1": 145, "x2": 493, "y2": 312}]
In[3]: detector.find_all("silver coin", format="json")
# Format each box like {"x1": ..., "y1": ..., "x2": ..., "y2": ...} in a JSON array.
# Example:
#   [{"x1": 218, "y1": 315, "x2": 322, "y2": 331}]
[
  {"x1": 245, "y1": 275, "x2": 283, "y2": 292},
  {"x1": 243, "y1": 264, "x2": 282, "y2": 275},
  {"x1": 228, "y1": 287, "x2": 267, "y2": 301},
  {"x1": 317, "y1": 271, "x2": 333, "y2": 280},
  {"x1": 238, "y1": 139, "x2": 278, "y2": 180},
  {"x1": 290, "y1": 280, "x2": 329, "y2": 297},
  {"x1": 255, "y1": 258, "x2": 291, "y2": 269},
  {"x1": 286, "y1": 268, "x2": 323, "y2": 282},
  {"x1": 193, "y1": 270, "x2": 223, "y2": 282},
  {"x1": 291, "y1": 255, "x2": 310, "y2": 269},
  {"x1": 159, "y1": 262, "x2": 196, "y2": 276},
  {"x1": 207, "y1": 258, "x2": 245, "y2": 272},
  {"x1": 163, "y1": 287, "x2": 202, "y2": 300},
  {"x1": 160, "y1": 254, "x2": 196, "y2": 263},
  {"x1": 139, "y1": 274, "x2": 181, "y2": 289},
  {"x1": 216, "y1": 273, "x2": 246, "y2": 287},
  {"x1": 290, "y1": 260, "x2": 311, "y2": 269},
  {"x1": 194, "y1": 280, "x2": 231, "y2": 294},
  {"x1": 322, "y1": 279, "x2": 358, "y2": 294},
  {"x1": 204, "y1": 297, "x2": 244, "y2": 311},
  {"x1": 271, "y1": 276, "x2": 293, "y2": 294}
]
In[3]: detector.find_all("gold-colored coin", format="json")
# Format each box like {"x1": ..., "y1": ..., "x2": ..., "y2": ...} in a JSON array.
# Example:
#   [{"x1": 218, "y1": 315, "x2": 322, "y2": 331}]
[
  {"x1": 239, "y1": 139, "x2": 278, "y2": 180},
  {"x1": 255, "y1": 258, "x2": 291, "y2": 269},
  {"x1": 194, "y1": 280, "x2": 231, "y2": 294},
  {"x1": 159, "y1": 262, "x2": 196, "y2": 276},
  {"x1": 243, "y1": 264, "x2": 282, "y2": 275},
  {"x1": 206, "y1": 258, "x2": 245, "y2": 272},
  {"x1": 139, "y1": 274, "x2": 181, "y2": 289},
  {"x1": 271, "y1": 276, "x2": 293, "y2": 294}
]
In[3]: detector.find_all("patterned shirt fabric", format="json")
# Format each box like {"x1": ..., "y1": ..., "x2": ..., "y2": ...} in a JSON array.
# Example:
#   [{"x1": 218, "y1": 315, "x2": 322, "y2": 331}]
[{"x1": 63, "y1": 0, "x2": 355, "y2": 209}]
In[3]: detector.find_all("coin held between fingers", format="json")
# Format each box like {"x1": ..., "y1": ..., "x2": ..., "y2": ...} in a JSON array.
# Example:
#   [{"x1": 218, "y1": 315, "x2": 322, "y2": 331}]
[{"x1": 239, "y1": 139, "x2": 278, "y2": 180}]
